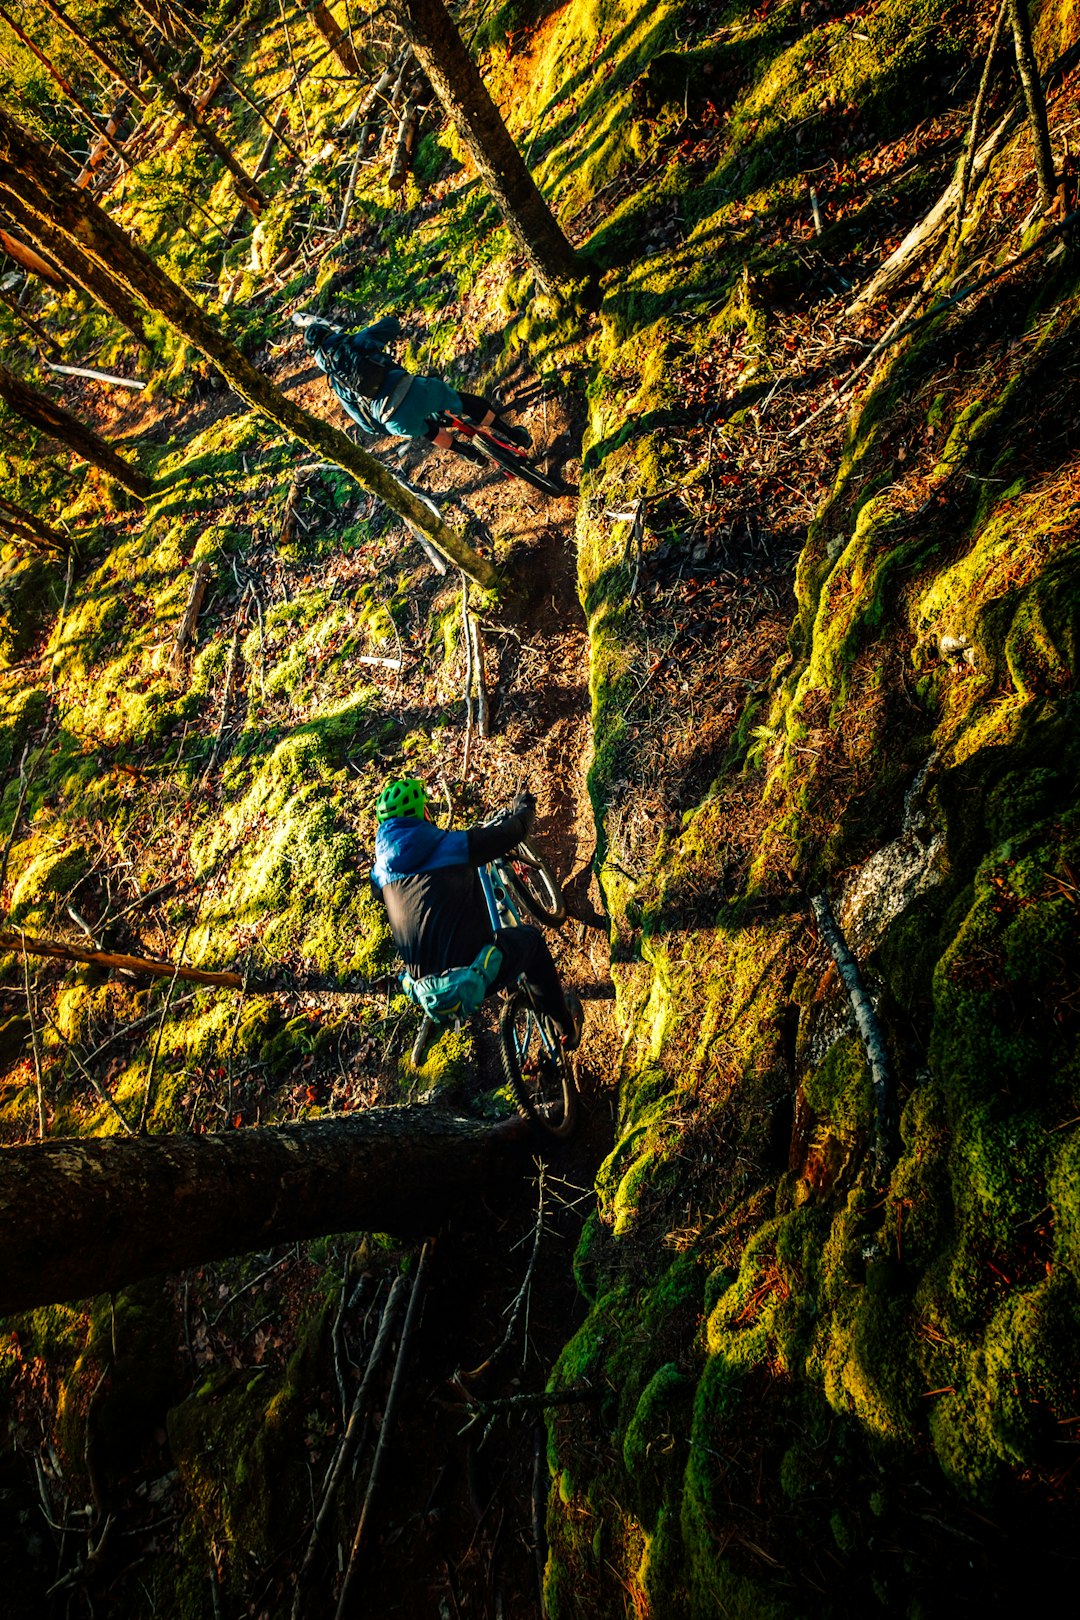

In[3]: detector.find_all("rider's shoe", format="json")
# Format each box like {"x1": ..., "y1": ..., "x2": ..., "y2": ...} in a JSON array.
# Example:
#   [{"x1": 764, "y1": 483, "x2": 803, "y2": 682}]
[
  {"x1": 560, "y1": 992, "x2": 584, "y2": 1052},
  {"x1": 494, "y1": 419, "x2": 532, "y2": 449}
]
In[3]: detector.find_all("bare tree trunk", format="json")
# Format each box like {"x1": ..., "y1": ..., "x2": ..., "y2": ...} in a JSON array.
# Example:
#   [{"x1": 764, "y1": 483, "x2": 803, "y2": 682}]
[
  {"x1": 0, "y1": 108, "x2": 500, "y2": 588},
  {"x1": 393, "y1": 0, "x2": 582, "y2": 292},
  {"x1": 1007, "y1": 0, "x2": 1056, "y2": 208},
  {"x1": 0, "y1": 494, "x2": 70, "y2": 552},
  {"x1": 115, "y1": 17, "x2": 267, "y2": 216},
  {"x1": 0, "y1": 1108, "x2": 529, "y2": 1311},
  {"x1": 36, "y1": 0, "x2": 150, "y2": 106},
  {"x1": 308, "y1": 0, "x2": 364, "y2": 76},
  {"x1": 0, "y1": 364, "x2": 151, "y2": 497}
]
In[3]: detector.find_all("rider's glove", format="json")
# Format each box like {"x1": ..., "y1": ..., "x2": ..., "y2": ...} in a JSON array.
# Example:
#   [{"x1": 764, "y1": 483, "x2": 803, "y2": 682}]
[{"x1": 511, "y1": 790, "x2": 536, "y2": 832}]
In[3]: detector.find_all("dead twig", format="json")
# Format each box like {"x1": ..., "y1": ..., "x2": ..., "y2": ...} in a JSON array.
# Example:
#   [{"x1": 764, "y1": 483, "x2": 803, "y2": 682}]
[
  {"x1": 292, "y1": 1274, "x2": 409, "y2": 1620},
  {"x1": 461, "y1": 574, "x2": 475, "y2": 777},
  {"x1": 458, "y1": 1166, "x2": 544, "y2": 1382},
  {"x1": 39, "y1": 1004, "x2": 137, "y2": 1135},
  {"x1": 334, "y1": 1243, "x2": 434, "y2": 1619},
  {"x1": 22, "y1": 932, "x2": 46, "y2": 1138},
  {"x1": 173, "y1": 560, "x2": 213, "y2": 667}
]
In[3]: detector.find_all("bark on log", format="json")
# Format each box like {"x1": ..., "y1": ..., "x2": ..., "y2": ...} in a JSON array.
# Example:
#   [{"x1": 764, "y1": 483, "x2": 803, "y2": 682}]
[
  {"x1": 0, "y1": 929, "x2": 246, "y2": 988},
  {"x1": 0, "y1": 364, "x2": 151, "y2": 497},
  {"x1": 393, "y1": 0, "x2": 581, "y2": 292},
  {"x1": 1, "y1": 192, "x2": 152, "y2": 346},
  {"x1": 0, "y1": 109, "x2": 499, "y2": 589},
  {"x1": 0, "y1": 1109, "x2": 529, "y2": 1311}
]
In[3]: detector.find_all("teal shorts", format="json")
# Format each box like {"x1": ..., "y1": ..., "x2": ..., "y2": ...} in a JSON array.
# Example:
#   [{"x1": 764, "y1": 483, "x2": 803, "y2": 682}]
[{"x1": 379, "y1": 375, "x2": 463, "y2": 441}]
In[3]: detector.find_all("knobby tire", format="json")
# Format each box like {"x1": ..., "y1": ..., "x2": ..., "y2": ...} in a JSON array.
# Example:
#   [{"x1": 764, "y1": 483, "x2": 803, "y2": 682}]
[
  {"x1": 499, "y1": 990, "x2": 578, "y2": 1141},
  {"x1": 503, "y1": 838, "x2": 566, "y2": 927},
  {"x1": 475, "y1": 432, "x2": 566, "y2": 496}
]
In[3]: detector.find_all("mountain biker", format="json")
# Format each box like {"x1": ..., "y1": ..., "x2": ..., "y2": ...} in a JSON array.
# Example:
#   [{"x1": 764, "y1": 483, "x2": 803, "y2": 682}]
[
  {"x1": 370, "y1": 777, "x2": 583, "y2": 1048},
  {"x1": 294, "y1": 312, "x2": 530, "y2": 466}
]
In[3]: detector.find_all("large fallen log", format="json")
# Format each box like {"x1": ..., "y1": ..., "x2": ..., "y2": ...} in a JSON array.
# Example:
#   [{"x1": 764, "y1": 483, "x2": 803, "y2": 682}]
[{"x1": 0, "y1": 1108, "x2": 529, "y2": 1311}]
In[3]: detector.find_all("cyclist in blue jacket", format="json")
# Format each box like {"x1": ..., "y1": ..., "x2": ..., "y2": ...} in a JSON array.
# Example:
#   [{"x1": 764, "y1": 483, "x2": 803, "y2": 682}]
[
  {"x1": 294, "y1": 312, "x2": 529, "y2": 463},
  {"x1": 371, "y1": 777, "x2": 582, "y2": 1046}
]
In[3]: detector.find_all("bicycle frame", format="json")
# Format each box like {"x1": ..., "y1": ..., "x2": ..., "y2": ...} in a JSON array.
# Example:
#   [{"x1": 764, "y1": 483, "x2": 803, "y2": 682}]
[{"x1": 477, "y1": 858, "x2": 562, "y2": 1062}]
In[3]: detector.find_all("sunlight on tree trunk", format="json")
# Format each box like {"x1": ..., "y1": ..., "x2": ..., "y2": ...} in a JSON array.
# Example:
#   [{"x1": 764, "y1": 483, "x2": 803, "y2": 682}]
[
  {"x1": 1007, "y1": 0, "x2": 1056, "y2": 208},
  {"x1": 393, "y1": 0, "x2": 582, "y2": 293}
]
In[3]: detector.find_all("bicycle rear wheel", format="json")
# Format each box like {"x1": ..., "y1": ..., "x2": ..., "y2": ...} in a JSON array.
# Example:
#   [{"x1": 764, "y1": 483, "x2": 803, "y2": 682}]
[
  {"x1": 503, "y1": 838, "x2": 566, "y2": 927},
  {"x1": 499, "y1": 989, "x2": 577, "y2": 1140},
  {"x1": 475, "y1": 431, "x2": 567, "y2": 496}
]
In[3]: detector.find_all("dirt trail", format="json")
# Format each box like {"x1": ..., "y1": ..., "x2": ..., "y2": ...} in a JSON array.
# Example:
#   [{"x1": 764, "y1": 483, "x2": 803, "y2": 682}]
[{"x1": 282, "y1": 365, "x2": 619, "y2": 1617}]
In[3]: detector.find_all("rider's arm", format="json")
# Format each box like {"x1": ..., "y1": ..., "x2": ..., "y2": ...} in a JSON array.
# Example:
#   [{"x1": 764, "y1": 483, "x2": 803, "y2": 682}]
[
  {"x1": 357, "y1": 316, "x2": 403, "y2": 347},
  {"x1": 465, "y1": 792, "x2": 536, "y2": 865}
]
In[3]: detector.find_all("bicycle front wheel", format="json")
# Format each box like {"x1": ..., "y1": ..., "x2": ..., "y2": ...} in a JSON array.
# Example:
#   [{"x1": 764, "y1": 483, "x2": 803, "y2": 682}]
[
  {"x1": 475, "y1": 431, "x2": 567, "y2": 496},
  {"x1": 503, "y1": 838, "x2": 566, "y2": 927},
  {"x1": 499, "y1": 990, "x2": 577, "y2": 1140}
]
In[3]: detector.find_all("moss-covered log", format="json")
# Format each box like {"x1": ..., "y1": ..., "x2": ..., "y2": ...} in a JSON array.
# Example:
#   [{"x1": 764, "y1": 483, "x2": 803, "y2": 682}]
[
  {"x1": 0, "y1": 1109, "x2": 529, "y2": 1311},
  {"x1": 0, "y1": 495, "x2": 69, "y2": 552},
  {"x1": 0, "y1": 107, "x2": 499, "y2": 589}
]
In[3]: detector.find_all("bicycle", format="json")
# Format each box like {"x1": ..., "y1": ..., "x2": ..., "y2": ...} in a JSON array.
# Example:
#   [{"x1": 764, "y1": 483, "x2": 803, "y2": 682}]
[
  {"x1": 436, "y1": 410, "x2": 568, "y2": 497},
  {"x1": 410, "y1": 813, "x2": 577, "y2": 1140}
]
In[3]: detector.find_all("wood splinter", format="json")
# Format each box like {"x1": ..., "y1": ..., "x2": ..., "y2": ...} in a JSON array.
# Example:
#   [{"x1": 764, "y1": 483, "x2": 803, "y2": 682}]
[{"x1": 810, "y1": 891, "x2": 900, "y2": 1186}]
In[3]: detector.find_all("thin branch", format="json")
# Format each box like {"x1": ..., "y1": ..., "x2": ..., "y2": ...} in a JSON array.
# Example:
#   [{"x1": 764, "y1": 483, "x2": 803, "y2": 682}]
[{"x1": 811, "y1": 892, "x2": 899, "y2": 1186}]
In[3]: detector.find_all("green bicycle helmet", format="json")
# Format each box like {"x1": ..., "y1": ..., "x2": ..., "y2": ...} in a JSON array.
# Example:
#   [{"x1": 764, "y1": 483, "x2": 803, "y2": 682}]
[{"x1": 376, "y1": 777, "x2": 428, "y2": 823}]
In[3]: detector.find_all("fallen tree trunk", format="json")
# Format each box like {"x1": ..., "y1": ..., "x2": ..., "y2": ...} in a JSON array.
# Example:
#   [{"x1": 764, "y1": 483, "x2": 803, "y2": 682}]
[
  {"x1": 0, "y1": 494, "x2": 70, "y2": 552},
  {"x1": 0, "y1": 929, "x2": 247, "y2": 988},
  {"x1": 0, "y1": 1108, "x2": 529, "y2": 1311},
  {"x1": 0, "y1": 364, "x2": 151, "y2": 497}
]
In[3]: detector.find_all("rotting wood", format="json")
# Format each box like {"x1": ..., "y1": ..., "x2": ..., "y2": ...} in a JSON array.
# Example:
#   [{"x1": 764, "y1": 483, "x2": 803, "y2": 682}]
[
  {"x1": 0, "y1": 930, "x2": 249, "y2": 989},
  {"x1": 810, "y1": 891, "x2": 899, "y2": 1187},
  {"x1": 172, "y1": 559, "x2": 212, "y2": 665},
  {"x1": 388, "y1": 94, "x2": 421, "y2": 190},
  {"x1": 291, "y1": 1275, "x2": 409, "y2": 1619},
  {"x1": 44, "y1": 360, "x2": 145, "y2": 389},
  {"x1": 335, "y1": 1240, "x2": 435, "y2": 1620}
]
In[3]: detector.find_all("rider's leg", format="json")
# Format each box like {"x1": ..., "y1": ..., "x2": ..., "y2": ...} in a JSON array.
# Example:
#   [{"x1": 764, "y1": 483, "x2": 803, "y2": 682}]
[
  {"x1": 459, "y1": 391, "x2": 531, "y2": 449},
  {"x1": 491, "y1": 925, "x2": 572, "y2": 1031}
]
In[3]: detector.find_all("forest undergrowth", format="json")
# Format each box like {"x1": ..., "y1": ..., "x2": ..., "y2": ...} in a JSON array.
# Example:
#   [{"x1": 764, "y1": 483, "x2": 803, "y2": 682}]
[{"x1": 1, "y1": 0, "x2": 1079, "y2": 1616}]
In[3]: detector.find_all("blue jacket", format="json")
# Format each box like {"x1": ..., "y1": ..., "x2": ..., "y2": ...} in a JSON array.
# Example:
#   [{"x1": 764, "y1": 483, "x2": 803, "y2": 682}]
[{"x1": 370, "y1": 804, "x2": 533, "y2": 980}]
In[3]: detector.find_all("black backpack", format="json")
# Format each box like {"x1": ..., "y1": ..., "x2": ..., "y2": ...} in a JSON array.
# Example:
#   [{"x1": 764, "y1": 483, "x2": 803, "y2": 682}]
[{"x1": 323, "y1": 332, "x2": 391, "y2": 401}]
